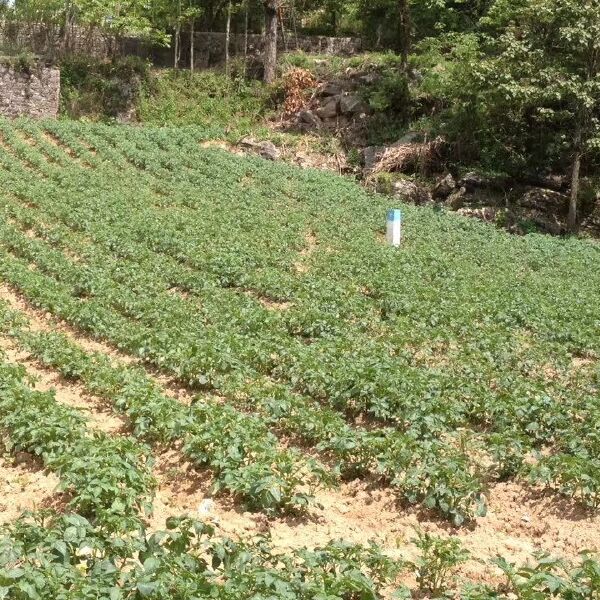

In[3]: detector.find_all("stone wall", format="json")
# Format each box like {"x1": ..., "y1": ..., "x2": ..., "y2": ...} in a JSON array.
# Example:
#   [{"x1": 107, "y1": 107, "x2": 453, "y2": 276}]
[
  {"x1": 190, "y1": 32, "x2": 362, "y2": 68},
  {"x1": 0, "y1": 62, "x2": 60, "y2": 118},
  {"x1": 0, "y1": 22, "x2": 151, "y2": 61},
  {"x1": 0, "y1": 22, "x2": 361, "y2": 68}
]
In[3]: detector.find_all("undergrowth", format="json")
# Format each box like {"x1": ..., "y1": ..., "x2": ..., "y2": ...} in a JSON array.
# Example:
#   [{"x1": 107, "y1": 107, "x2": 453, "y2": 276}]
[{"x1": 138, "y1": 68, "x2": 273, "y2": 134}]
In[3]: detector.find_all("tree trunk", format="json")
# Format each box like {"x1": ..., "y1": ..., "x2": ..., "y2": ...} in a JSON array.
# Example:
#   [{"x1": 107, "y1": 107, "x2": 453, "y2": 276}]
[
  {"x1": 174, "y1": 25, "x2": 180, "y2": 68},
  {"x1": 279, "y1": 5, "x2": 287, "y2": 52},
  {"x1": 375, "y1": 23, "x2": 382, "y2": 49},
  {"x1": 263, "y1": 0, "x2": 278, "y2": 83},
  {"x1": 225, "y1": 0, "x2": 232, "y2": 76},
  {"x1": 62, "y1": 0, "x2": 70, "y2": 54},
  {"x1": 568, "y1": 149, "x2": 581, "y2": 233},
  {"x1": 568, "y1": 120, "x2": 583, "y2": 233},
  {"x1": 243, "y1": 0, "x2": 249, "y2": 77},
  {"x1": 190, "y1": 18, "x2": 195, "y2": 73},
  {"x1": 291, "y1": 0, "x2": 299, "y2": 50},
  {"x1": 398, "y1": 0, "x2": 411, "y2": 70},
  {"x1": 174, "y1": 0, "x2": 182, "y2": 69}
]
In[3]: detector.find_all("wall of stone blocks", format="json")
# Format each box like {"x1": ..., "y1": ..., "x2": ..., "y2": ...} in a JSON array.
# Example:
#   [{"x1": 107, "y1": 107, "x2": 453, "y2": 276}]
[
  {"x1": 0, "y1": 63, "x2": 60, "y2": 118},
  {"x1": 0, "y1": 22, "x2": 362, "y2": 68}
]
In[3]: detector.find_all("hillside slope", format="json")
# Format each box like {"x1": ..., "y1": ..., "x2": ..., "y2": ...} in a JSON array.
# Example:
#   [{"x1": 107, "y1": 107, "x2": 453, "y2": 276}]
[{"x1": 0, "y1": 119, "x2": 599, "y2": 596}]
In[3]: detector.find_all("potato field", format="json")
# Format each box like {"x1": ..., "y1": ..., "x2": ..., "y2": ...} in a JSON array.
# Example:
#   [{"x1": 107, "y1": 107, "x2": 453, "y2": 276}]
[{"x1": 0, "y1": 119, "x2": 599, "y2": 598}]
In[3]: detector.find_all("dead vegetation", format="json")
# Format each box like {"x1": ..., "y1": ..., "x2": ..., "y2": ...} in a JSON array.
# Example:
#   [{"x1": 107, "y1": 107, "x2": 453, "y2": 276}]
[
  {"x1": 283, "y1": 68, "x2": 317, "y2": 116},
  {"x1": 369, "y1": 136, "x2": 446, "y2": 178}
]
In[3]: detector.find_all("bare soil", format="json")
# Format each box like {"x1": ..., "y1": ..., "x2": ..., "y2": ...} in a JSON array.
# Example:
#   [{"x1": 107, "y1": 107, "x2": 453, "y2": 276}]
[
  {"x1": 294, "y1": 230, "x2": 318, "y2": 274},
  {"x1": 0, "y1": 453, "x2": 62, "y2": 525},
  {"x1": 0, "y1": 333, "x2": 126, "y2": 435},
  {"x1": 148, "y1": 468, "x2": 600, "y2": 585},
  {"x1": 0, "y1": 284, "x2": 135, "y2": 362},
  {"x1": 0, "y1": 283, "x2": 196, "y2": 405}
]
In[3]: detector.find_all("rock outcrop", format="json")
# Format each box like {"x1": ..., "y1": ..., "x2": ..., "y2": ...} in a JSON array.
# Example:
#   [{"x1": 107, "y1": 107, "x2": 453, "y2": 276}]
[{"x1": 239, "y1": 138, "x2": 281, "y2": 161}]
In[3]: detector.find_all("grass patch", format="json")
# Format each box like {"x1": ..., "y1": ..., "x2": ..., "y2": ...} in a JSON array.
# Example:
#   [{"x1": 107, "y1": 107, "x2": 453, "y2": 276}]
[{"x1": 138, "y1": 69, "x2": 273, "y2": 135}]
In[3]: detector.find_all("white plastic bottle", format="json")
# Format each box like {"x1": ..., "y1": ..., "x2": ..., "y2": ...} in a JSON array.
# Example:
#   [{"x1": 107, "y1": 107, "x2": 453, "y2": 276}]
[{"x1": 386, "y1": 209, "x2": 402, "y2": 247}]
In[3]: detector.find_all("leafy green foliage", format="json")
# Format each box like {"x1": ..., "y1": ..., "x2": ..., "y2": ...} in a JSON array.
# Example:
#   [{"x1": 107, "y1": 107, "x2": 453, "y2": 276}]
[
  {"x1": 412, "y1": 531, "x2": 469, "y2": 596},
  {"x1": 60, "y1": 55, "x2": 151, "y2": 121},
  {"x1": 0, "y1": 118, "x2": 598, "y2": 526},
  {"x1": 1, "y1": 510, "x2": 599, "y2": 598},
  {"x1": 138, "y1": 69, "x2": 273, "y2": 134},
  {"x1": 4, "y1": 324, "x2": 325, "y2": 515},
  {"x1": 494, "y1": 552, "x2": 600, "y2": 599},
  {"x1": 0, "y1": 512, "x2": 404, "y2": 600},
  {"x1": 0, "y1": 360, "x2": 154, "y2": 531}
]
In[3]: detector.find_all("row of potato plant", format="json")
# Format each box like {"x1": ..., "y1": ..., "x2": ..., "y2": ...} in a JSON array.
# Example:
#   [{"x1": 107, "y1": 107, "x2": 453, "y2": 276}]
[
  {"x1": 0, "y1": 242, "x2": 484, "y2": 523},
  {"x1": 0, "y1": 355, "x2": 154, "y2": 531},
  {"x1": 0, "y1": 118, "x2": 599, "y2": 518},
  {"x1": 0, "y1": 302, "x2": 324, "y2": 515},
  {"x1": 2, "y1": 510, "x2": 600, "y2": 599}
]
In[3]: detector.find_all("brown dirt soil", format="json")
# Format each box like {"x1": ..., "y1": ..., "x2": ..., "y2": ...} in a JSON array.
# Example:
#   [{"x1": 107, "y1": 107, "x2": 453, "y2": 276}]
[
  {"x1": 0, "y1": 453, "x2": 63, "y2": 525},
  {"x1": 243, "y1": 289, "x2": 293, "y2": 311},
  {"x1": 148, "y1": 455, "x2": 600, "y2": 586},
  {"x1": 0, "y1": 284, "x2": 135, "y2": 364},
  {"x1": 200, "y1": 133, "x2": 350, "y2": 175},
  {"x1": 200, "y1": 140, "x2": 244, "y2": 155},
  {"x1": 40, "y1": 130, "x2": 78, "y2": 157},
  {"x1": 150, "y1": 447, "x2": 254, "y2": 536},
  {"x1": 266, "y1": 481, "x2": 600, "y2": 584},
  {"x1": 294, "y1": 231, "x2": 318, "y2": 274},
  {"x1": 0, "y1": 332, "x2": 126, "y2": 435}
]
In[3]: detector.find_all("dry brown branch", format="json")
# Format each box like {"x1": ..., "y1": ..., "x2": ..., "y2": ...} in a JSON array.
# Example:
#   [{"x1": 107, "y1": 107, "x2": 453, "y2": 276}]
[{"x1": 369, "y1": 136, "x2": 445, "y2": 177}]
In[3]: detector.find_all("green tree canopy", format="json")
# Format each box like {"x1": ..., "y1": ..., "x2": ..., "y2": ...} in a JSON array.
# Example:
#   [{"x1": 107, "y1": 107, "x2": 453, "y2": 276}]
[{"x1": 473, "y1": 0, "x2": 600, "y2": 228}]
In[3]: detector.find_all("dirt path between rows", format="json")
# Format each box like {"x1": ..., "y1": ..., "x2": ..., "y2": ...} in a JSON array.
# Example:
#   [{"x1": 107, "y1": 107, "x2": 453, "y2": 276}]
[
  {"x1": 0, "y1": 453, "x2": 62, "y2": 526},
  {"x1": 149, "y1": 467, "x2": 600, "y2": 586},
  {"x1": 0, "y1": 333, "x2": 126, "y2": 435}
]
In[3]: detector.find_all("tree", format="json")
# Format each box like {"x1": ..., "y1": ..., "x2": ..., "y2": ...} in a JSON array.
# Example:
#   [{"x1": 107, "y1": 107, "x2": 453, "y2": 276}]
[
  {"x1": 398, "y1": 0, "x2": 411, "y2": 69},
  {"x1": 224, "y1": 0, "x2": 233, "y2": 75},
  {"x1": 473, "y1": 0, "x2": 600, "y2": 231},
  {"x1": 263, "y1": 0, "x2": 278, "y2": 83}
]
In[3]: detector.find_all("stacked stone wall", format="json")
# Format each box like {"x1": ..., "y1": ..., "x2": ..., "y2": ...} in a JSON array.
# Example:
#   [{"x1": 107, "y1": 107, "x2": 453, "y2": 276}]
[
  {"x1": 0, "y1": 62, "x2": 60, "y2": 118},
  {"x1": 0, "y1": 22, "x2": 362, "y2": 67}
]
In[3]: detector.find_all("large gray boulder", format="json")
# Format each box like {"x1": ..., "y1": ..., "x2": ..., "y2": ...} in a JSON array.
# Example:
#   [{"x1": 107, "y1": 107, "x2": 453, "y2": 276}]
[
  {"x1": 459, "y1": 172, "x2": 492, "y2": 192},
  {"x1": 392, "y1": 179, "x2": 433, "y2": 205},
  {"x1": 339, "y1": 94, "x2": 368, "y2": 116},
  {"x1": 445, "y1": 186, "x2": 467, "y2": 210},
  {"x1": 298, "y1": 109, "x2": 322, "y2": 129},
  {"x1": 239, "y1": 138, "x2": 281, "y2": 161},
  {"x1": 514, "y1": 187, "x2": 570, "y2": 234},
  {"x1": 433, "y1": 173, "x2": 456, "y2": 200},
  {"x1": 362, "y1": 146, "x2": 385, "y2": 172},
  {"x1": 320, "y1": 82, "x2": 343, "y2": 97},
  {"x1": 459, "y1": 171, "x2": 510, "y2": 192},
  {"x1": 316, "y1": 96, "x2": 340, "y2": 119},
  {"x1": 516, "y1": 209, "x2": 565, "y2": 235}
]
